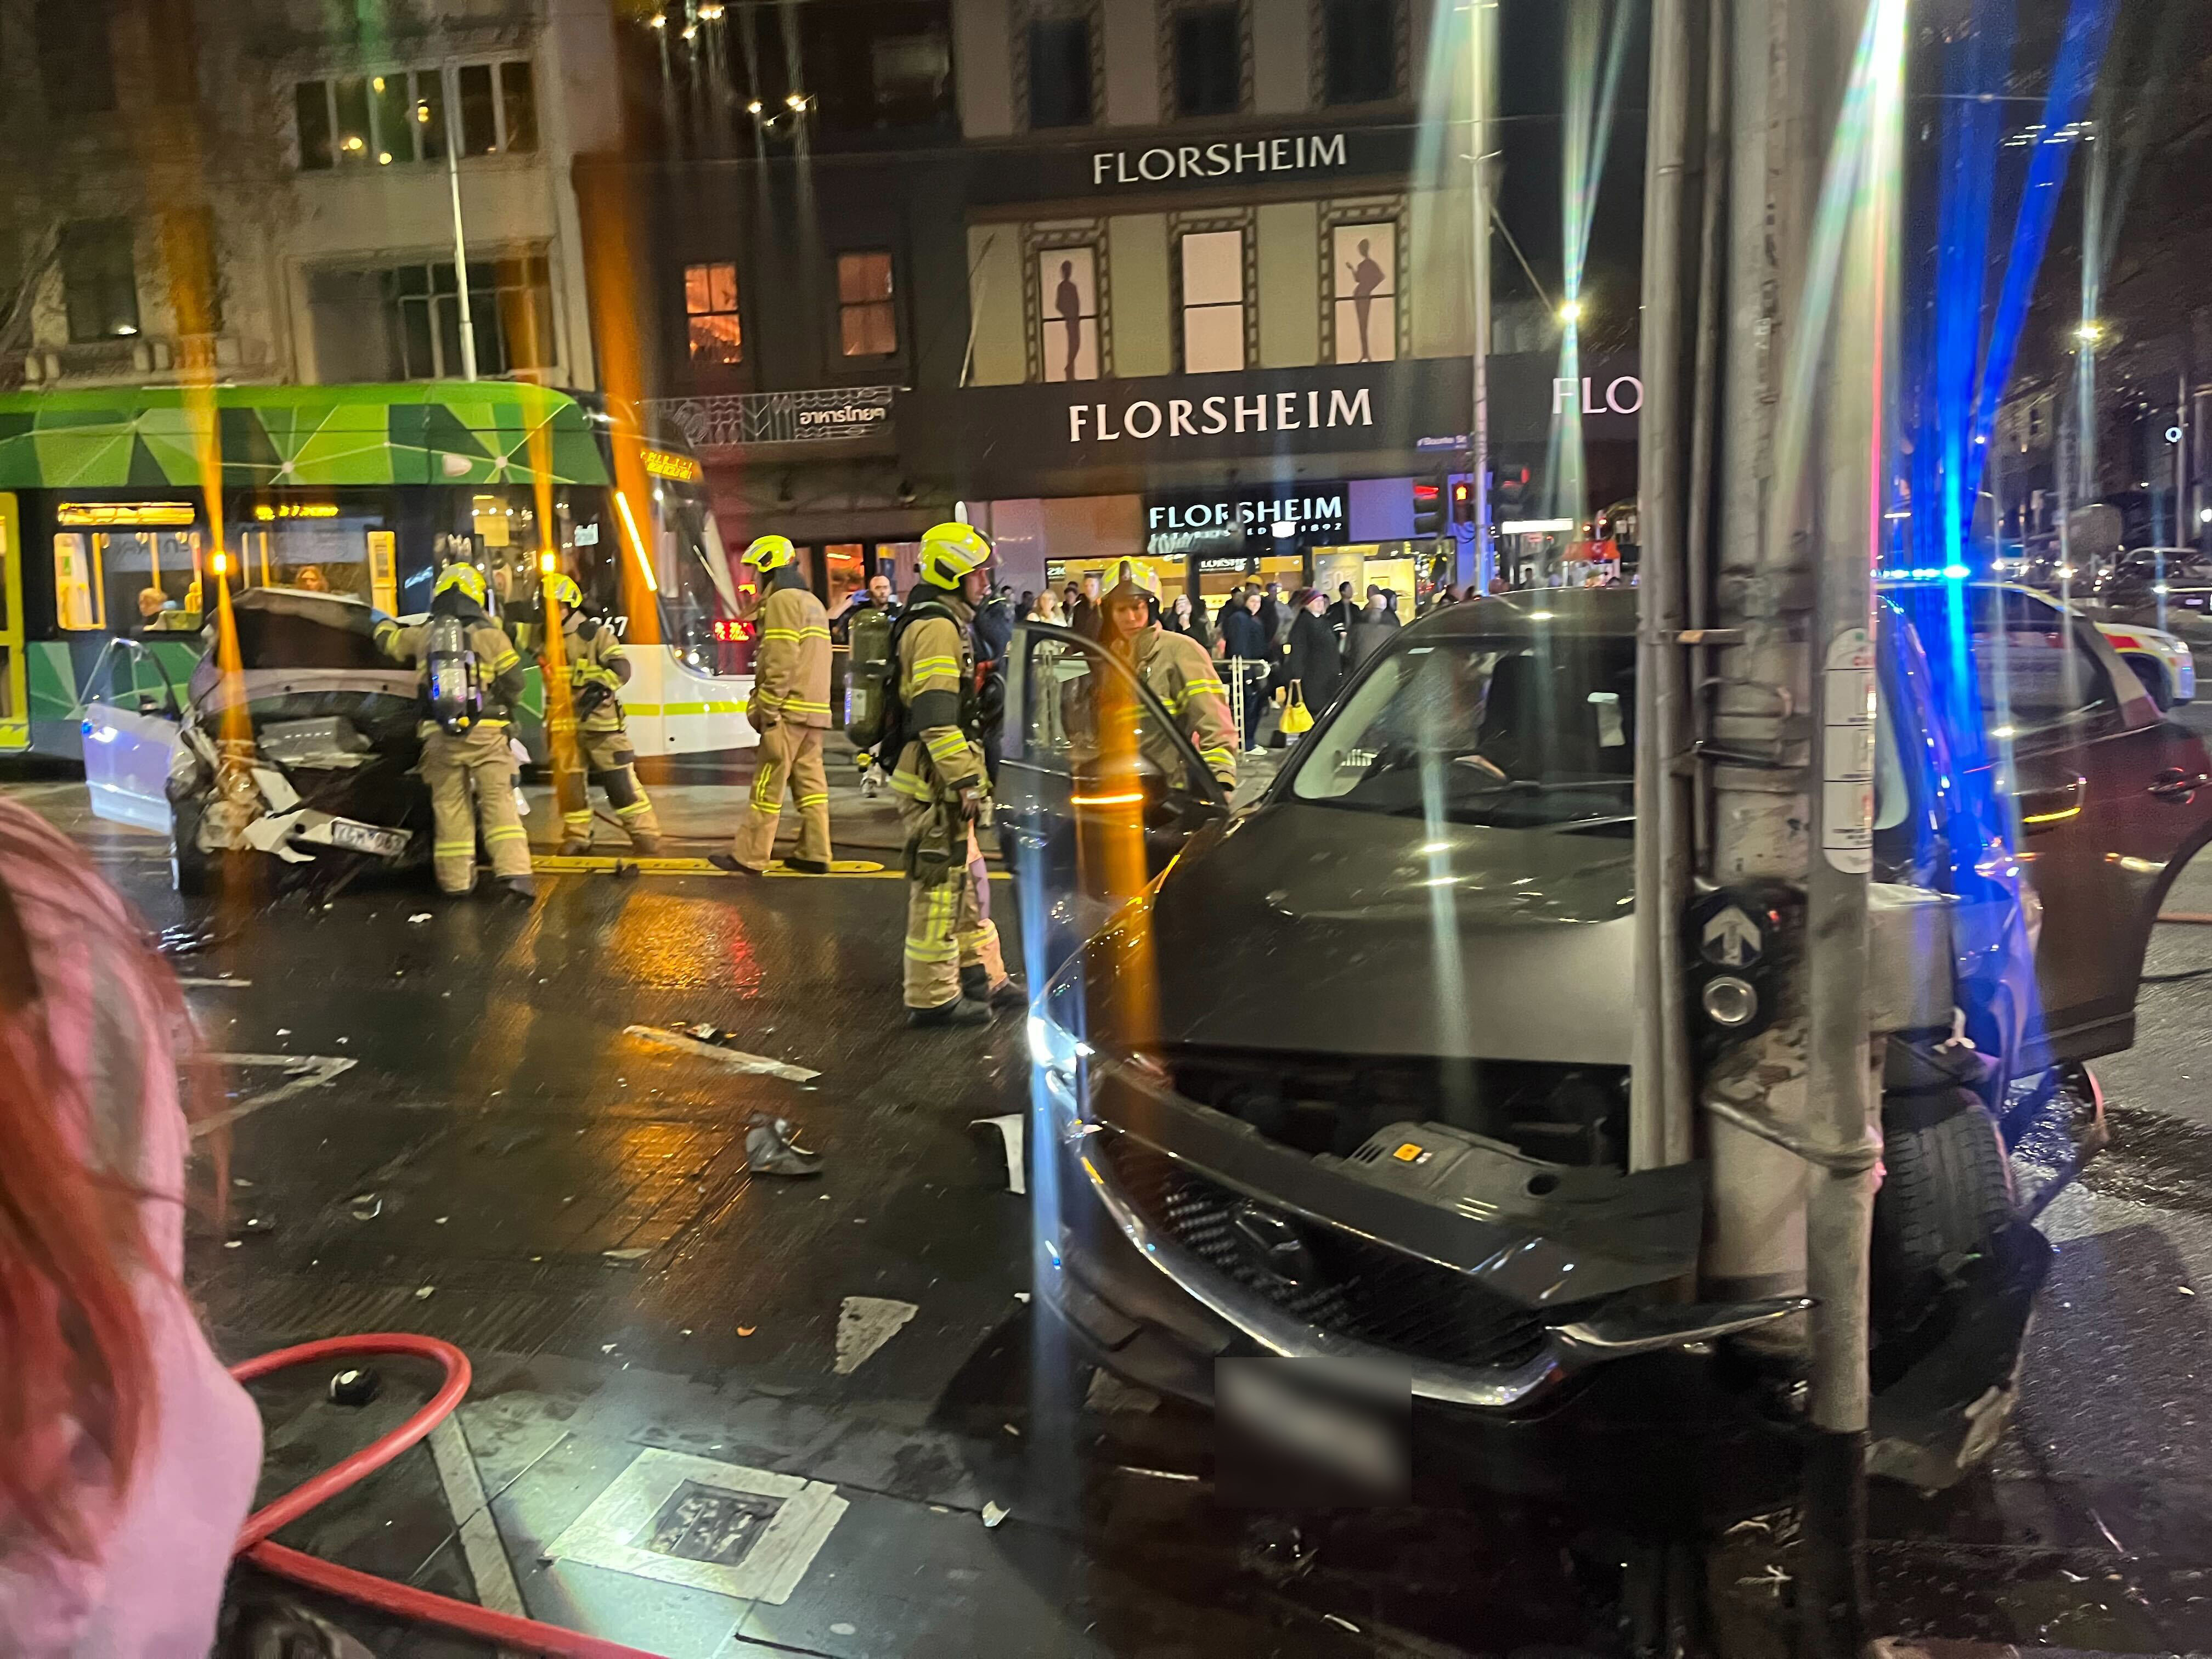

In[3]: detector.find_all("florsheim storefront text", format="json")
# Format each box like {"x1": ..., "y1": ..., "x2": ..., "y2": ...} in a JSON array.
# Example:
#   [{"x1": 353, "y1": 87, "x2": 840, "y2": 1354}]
[{"x1": 1066, "y1": 386, "x2": 1375, "y2": 442}]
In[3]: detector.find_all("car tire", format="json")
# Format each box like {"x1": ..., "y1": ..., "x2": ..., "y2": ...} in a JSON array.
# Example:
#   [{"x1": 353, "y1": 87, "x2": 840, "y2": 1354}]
[
  {"x1": 1872, "y1": 1091, "x2": 2015, "y2": 1313},
  {"x1": 2127, "y1": 656, "x2": 2173, "y2": 710},
  {"x1": 170, "y1": 801, "x2": 210, "y2": 896}
]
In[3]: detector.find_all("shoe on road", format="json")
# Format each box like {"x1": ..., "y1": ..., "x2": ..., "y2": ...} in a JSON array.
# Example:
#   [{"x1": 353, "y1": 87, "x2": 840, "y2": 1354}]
[
  {"x1": 498, "y1": 875, "x2": 537, "y2": 902},
  {"x1": 744, "y1": 1113, "x2": 825, "y2": 1176},
  {"x1": 907, "y1": 996, "x2": 992, "y2": 1028},
  {"x1": 558, "y1": 838, "x2": 592, "y2": 857},
  {"x1": 707, "y1": 853, "x2": 765, "y2": 876},
  {"x1": 630, "y1": 833, "x2": 664, "y2": 856},
  {"x1": 785, "y1": 856, "x2": 832, "y2": 874}
]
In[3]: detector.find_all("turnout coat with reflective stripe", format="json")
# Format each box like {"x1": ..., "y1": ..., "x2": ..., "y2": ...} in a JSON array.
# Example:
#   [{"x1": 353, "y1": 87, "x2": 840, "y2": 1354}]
[
  {"x1": 1129, "y1": 625, "x2": 1238, "y2": 788},
  {"x1": 891, "y1": 600, "x2": 983, "y2": 804},
  {"x1": 752, "y1": 576, "x2": 834, "y2": 728}
]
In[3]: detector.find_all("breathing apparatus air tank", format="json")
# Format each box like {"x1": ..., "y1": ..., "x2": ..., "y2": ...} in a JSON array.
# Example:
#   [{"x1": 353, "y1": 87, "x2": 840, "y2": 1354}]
[{"x1": 424, "y1": 614, "x2": 481, "y2": 733}]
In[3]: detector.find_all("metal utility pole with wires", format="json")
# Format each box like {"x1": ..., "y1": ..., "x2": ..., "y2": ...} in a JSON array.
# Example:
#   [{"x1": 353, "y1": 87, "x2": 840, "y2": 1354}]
[{"x1": 1633, "y1": 0, "x2": 1904, "y2": 1648}]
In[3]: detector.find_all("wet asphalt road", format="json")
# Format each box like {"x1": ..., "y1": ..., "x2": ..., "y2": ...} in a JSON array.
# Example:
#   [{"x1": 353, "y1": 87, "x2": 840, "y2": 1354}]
[{"x1": 10, "y1": 757, "x2": 2212, "y2": 1658}]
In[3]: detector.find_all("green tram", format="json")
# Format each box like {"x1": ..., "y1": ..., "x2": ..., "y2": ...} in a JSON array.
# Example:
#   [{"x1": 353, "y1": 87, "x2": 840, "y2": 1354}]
[{"x1": 0, "y1": 382, "x2": 754, "y2": 760}]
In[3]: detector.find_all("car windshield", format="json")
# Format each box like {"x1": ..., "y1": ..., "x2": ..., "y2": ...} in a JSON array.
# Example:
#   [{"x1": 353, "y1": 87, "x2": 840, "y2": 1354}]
[{"x1": 1288, "y1": 633, "x2": 1637, "y2": 828}]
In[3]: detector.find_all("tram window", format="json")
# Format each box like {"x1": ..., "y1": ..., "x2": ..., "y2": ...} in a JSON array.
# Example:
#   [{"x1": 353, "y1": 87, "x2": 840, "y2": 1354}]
[
  {"x1": 54, "y1": 534, "x2": 102, "y2": 630},
  {"x1": 101, "y1": 532, "x2": 205, "y2": 633}
]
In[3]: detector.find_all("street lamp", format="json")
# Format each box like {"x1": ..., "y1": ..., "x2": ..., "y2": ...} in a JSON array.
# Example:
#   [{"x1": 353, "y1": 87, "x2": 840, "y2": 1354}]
[
  {"x1": 1558, "y1": 299, "x2": 1582, "y2": 325},
  {"x1": 2073, "y1": 319, "x2": 2104, "y2": 347},
  {"x1": 420, "y1": 97, "x2": 476, "y2": 381}
]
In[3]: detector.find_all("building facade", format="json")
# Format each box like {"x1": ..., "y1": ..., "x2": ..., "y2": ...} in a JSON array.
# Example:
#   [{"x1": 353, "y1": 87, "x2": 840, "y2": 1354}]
[
  {"x1": 0, "y1": 0, "x2": 614, "y2": 395},
  {"x1": 607, "y1": 0, "x2": 1537, "y2": 611}
]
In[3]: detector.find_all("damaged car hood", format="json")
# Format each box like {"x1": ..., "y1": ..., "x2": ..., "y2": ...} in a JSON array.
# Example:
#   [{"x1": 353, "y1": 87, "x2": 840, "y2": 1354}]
[{"x1": 1107, "y1": 802, "x2": 1637, "y2": 1066}]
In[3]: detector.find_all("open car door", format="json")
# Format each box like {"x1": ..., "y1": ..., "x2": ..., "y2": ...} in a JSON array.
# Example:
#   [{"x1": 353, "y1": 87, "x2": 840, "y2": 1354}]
[
  {"x1": 997, "y1": 622, "x2": 1231, "y2": 968},
  {"x1": 1972, "y1": 586, "x2": 2212, "y2": 1062},
  {"x1": 80, "y1": 638, "x2": 187, "y2": 832}
]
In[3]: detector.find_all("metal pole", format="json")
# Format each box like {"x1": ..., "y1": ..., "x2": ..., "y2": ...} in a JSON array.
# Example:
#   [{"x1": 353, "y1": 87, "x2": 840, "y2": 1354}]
[
  {"x1": 445, "y1": 91, "x2": 478, "y2": 382},
  {"x1": 1630, "y1": 0, "x2": 1697, "y2": 1172},
  {"x1": 1470, "y1": 0, "x2": 1497, "y2": 594},
  {"x1": 2179, "y1": 371, "x2": 2190, "y2": 554}
]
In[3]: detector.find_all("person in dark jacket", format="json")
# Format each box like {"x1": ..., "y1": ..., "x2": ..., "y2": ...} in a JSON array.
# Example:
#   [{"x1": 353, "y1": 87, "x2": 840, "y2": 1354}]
[
  {"x1": 1345, "y1": 586, "x2": 1398, "y2": 673},
  {"x1": 1217, "y1": 586, "x2": 1272, "y2": 753},
  {"x1": 1280, "y1": 586, "x2": 1345, "y2": 723},
  {"x1": 1069, "y1": 572, "x2": 1103, "y2": 639},
  {"x1": 1324, "y1": 580, "x2": 1358, "y2": 652},
  {"x1": 1255, "y1": 586, "x2": 1280, "y2": 646}
]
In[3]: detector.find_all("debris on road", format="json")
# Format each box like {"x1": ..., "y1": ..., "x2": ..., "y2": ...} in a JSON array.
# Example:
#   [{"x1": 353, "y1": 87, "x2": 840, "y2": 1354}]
[
  {"x1": 970, "y1": 1113, "x2": 1026, "y2": 1194},
  {"x1": 981, "y1": 1502, "x2": 1009, "y2": 1529},
  {"x1": 738, "y1": 1326, "x2": 757, "y2": 1336},
  {"x1": 409, "y1": 913, "x2": 433, "y2": 924},
  {"x1": 833, "y1": 1296, "x2": 918, "y2": 1375},
  {"x1": 746, "y1": 1113, "x2": 825, "y2": 1176},
  {"x1": 328, "y1": 1367, "x2": 381, "y2": 1408},
  {"x1": 226, "y1": 1214, "x2": 279, "y2": 1242},
  {"x1": 1322, "y1": 1613, "x2": 1361, "y2": 1634},
  {"x1": 414, "y1": 1285, "x2": 435, "y2": 1300},
  {"x1": 622, "y1": 1022, "x2": 821, "y2": 1082},
  {"x1": 346, "y1": 1192, "x2": 382, "y2": 1221},
  {"x1": 602, "y1": 1247, "x2": 653, "y2": 1263}
]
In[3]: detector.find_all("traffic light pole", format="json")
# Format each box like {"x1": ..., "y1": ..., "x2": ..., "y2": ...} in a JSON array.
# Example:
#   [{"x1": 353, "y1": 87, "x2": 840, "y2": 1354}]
[{"x1": 1468, "y1": 0, "x2": 1496, "y2": 595}]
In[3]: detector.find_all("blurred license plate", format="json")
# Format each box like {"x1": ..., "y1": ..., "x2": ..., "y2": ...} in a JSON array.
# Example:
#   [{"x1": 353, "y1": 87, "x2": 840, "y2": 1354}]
[{"x1": 328, "y1": 820, "x2": 409, "y2": 858}]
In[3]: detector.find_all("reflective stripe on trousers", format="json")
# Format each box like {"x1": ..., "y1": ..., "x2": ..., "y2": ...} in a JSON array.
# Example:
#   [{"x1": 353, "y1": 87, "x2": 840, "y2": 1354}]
[
  {"x1": 562, "y1": 730, "x2": 659, "y2": 846},
  {"x1": 423, "y1": 723, "x2": 533, "y2": 894},
  {"x1": 899, "y1": 812, "x2": 1004, "y2": 1009},
  {"x1": 731, "y1": 721, "x2": 831, "y2": 870}
]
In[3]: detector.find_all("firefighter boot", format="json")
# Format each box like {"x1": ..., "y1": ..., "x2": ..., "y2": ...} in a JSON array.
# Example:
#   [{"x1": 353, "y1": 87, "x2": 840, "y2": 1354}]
[
  {"x1": 906, "y1": 996, "x2": 991, "y2": 1028},
  {"x1": 961, "y1": 963, "x2": 1026, "y2": 1013}
]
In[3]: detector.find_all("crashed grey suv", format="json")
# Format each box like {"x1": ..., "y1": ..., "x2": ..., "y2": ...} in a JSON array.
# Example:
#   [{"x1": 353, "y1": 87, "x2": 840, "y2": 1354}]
[
  {"x1": 1000, "y1": 586, "x2": 2208, "y2": 1496},
  {"x1": 80, "y1": 589, "x2": 431, "y2": 892}
]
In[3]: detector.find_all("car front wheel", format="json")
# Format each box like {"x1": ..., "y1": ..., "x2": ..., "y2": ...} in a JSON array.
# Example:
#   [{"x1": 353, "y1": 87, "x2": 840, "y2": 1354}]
[{"x1": 2128, "y1": 656, "x2": 2174, "y2": 710}]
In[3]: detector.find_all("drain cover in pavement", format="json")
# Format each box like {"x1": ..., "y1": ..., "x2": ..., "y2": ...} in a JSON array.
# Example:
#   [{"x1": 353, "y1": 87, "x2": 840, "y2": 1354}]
[{"x1": 545, "y1": 1448, "x2": 846, "y2": 1603}]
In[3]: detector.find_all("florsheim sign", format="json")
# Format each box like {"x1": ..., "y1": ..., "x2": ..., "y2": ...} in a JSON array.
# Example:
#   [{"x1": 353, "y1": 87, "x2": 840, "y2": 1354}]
[
  {"x1": 964, "y1": 121, "x2": 1435, "y2": 205},
  {"x1": 900, "y1": 353, "x2": 1640, "y2": 492},
  {"x1": 900, "y1": 360, "x2": 1472, "y2": 489}
]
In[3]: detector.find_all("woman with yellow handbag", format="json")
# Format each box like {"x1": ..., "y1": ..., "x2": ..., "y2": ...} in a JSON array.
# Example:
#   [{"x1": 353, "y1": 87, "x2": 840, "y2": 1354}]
[{"x1": 1276, "y1": 588, "x2": 1344, "y2": 744}]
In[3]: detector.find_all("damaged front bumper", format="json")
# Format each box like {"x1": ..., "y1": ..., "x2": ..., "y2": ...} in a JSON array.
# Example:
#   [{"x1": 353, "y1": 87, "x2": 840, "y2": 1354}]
[{"x1": 1035, "y1": 1032, "x2": 1805, "y2": 1416}]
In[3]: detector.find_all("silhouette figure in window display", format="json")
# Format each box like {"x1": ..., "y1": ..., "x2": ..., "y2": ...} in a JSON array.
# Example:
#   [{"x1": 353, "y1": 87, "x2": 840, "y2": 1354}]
[
  {"x1": 1056, "y1": 260, "x2": 1082, "y2": 380},
  {"x1": 1346, "y1": 239, "x2": 1385, "y2": 362}
]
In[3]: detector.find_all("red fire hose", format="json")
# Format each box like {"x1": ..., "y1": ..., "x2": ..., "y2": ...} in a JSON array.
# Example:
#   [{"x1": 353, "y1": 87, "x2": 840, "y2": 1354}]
[{"x1": 230, "y1": 1334, "x2": 664, "y2": 1659}]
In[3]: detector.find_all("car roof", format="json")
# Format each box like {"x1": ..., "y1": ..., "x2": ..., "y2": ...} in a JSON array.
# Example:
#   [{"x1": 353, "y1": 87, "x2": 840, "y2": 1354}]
[{"x1": 1412, "y1": 587, "x2": 1637, "y2": 640}]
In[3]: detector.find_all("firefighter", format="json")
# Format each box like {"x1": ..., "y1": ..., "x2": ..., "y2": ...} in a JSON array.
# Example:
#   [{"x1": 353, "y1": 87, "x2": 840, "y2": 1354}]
[
  {"x1": 1098, "y1": 579, "x2": 1239, "y2": 790},
  {"x1": 894, "y1": 522, "x2": 1022, "y2": 1026},
  {"x1": 544, "y1": 573, "x2": 662, "y2": 857},
  {"x1": 374, "y1": 561, "x2": 535, "y2": 900},
  {"x1": 710, "y1": 535, "x2": 834, "y2": 876}
]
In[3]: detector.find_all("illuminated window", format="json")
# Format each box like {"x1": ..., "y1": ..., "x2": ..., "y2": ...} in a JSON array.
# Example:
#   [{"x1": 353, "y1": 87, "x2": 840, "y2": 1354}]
[
  {"x1": 837, "y1": 252, "x2": 898, "y2": 358},
  {"x1": 684, "y1": 262, "x2": 743, "y2": 366},
  {"x1": 1178, "y1": 229, "x2": 1244, "y2": 374},
  {"x1": 53, "y1": 534, "x2": 101, "y2": 631},
  {"x1": 1037, "y1": 247, "x2": 1099, "y2": 382},
  {"x1": 295, "y1": 60, "x2": 532, "y2": 172},
  {"x1": 1331, "y1": 222, "x2": 1396, "y2": 364}
]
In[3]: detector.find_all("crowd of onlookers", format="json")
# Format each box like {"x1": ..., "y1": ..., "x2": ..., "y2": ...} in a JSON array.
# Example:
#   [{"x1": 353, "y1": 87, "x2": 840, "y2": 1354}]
[{"x1": 822, "y1": 561, "x2": 1520, "y2": 759}]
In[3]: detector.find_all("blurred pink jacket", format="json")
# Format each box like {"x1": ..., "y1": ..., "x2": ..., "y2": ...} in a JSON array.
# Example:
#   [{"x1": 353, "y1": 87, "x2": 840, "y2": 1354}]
[{"x1": 0, "y1": 803, "x2": 262, "y2": 1655}]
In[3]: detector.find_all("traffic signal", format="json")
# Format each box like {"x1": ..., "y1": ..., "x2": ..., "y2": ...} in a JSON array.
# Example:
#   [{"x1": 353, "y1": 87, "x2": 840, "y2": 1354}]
[
  {"x1": 1491, "y1": 465, "x2": 1529, "y2": 522},
  {"x1": 1449, "y1": 474, "x2": 1474, "y2": 528},
  {"x1": 1412, "y1": 476, "x2": 1444, "y2": 538}
]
